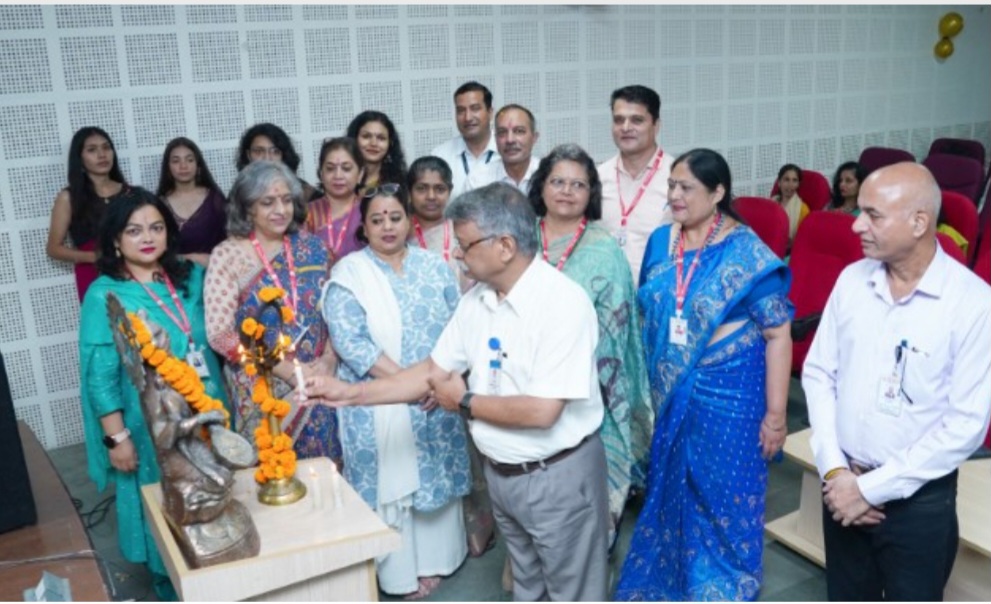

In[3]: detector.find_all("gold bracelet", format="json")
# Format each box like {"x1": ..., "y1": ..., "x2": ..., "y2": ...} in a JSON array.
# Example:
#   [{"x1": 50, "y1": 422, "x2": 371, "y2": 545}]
[{"x1": 823, "y1": 467, "x2": 846, "y2": 481}]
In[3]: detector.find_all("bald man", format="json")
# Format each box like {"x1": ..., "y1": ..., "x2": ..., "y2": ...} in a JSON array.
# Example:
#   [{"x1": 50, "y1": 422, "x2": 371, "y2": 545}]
[{"x1": 803, "y1": 162, "x2": 991, "y2": 600}]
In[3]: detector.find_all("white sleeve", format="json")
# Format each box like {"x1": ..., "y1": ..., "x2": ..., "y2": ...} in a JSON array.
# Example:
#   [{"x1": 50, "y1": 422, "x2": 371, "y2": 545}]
[{"x1": 801, "y1": 274, "x2": 850, "y2": 479}]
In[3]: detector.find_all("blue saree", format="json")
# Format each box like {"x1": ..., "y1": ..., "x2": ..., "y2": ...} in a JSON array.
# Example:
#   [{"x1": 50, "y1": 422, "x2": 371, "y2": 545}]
[{"x1": 615, "y1": 224, "x2": 792, "y2": 601}]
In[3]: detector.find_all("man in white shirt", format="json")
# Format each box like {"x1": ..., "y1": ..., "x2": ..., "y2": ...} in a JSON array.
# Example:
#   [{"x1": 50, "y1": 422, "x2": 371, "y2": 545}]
[
  {"x1": 464, "y1": 104, "x2": 540, "y2": 195},
  {"x1": 597, "y1": 85, "x2": 674, "y2": 283},
  {"x1": 306, "y1": 182, "x2": 609, "y2": 601},
  {"x1": 803, "y1": 162, "x2": 991, "y2": 601},
  {"x1": 430, "y1": 81, "x2": 498, "y2": 196}
]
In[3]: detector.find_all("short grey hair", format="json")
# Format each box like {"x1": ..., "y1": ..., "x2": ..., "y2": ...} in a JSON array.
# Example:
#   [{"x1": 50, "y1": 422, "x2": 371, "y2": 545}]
[
  {"x1": 446, "y1": 182, "x2": 537, "y2": 258},
  {"x1": 226, "y1": 160, "x2": 306, "y2": 237}
]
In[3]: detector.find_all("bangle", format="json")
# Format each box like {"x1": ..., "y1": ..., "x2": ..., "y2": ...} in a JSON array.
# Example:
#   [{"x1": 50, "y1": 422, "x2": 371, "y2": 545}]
[
  {"x1": 762, "y1": 419, "x2": 786, "y2": 432},
  {"x1": 824, "y1": 467, "x2": 846, "y2": 481}
]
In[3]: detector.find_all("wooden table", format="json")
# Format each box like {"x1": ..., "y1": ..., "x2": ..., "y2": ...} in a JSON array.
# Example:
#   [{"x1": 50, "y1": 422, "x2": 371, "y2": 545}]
[
  {"x1": 765, "y1": 428, "x2": 991, "y2": 601},
  {"x1": 0, "y1": 422, "x2": 109, "y2": 601},
  {"x1": 142, "y1": 457, "x2": 401, "y2": 601}
]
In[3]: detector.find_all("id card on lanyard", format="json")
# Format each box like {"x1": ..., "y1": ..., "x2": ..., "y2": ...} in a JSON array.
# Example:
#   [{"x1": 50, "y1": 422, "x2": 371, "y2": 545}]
[
  {"x1": 487, "y1": 337, "x2": 502, "y2": 395},
  {"x1": 132, "y1": 272, "x2": 211, "y2": 378},
  {"x1": 669, "y1": 215, "x2": 722, "y2": 347}
]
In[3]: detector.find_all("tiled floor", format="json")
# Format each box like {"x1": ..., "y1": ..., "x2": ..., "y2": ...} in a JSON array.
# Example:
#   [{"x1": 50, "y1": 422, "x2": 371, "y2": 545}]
[{"x1": 47, "y1": 377, "x2": 826, "y2": 601}]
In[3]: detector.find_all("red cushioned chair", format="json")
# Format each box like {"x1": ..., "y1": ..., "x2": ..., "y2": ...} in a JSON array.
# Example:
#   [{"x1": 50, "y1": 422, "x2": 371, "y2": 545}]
[
  {"x1": 733, "y1": 196, "x2": 789, "y2": 259},
  {"x1": 936, "y1": 232, "x2": 967, "y2": 265},
  {"x1": 770, "y1": 169, "x2": 832, "y2": 212},
  {"x1": 928, "y1": 138, "x2": 986, "y2": 174},
  {"x1": 923, "y1": 153, "x2": 985, "y2": 205},
  {"x1": 940, "y1": 191, "x2": 979, "y2": 264},
  {"x1": 973, "y1": 236, "x2": 990, "y2": 285},
  {"x1": 858, "y1": 146, "x2": 916, "y2": 176},
  {"x1": 788, "y1": 211, "x2": 864, "y2": 375}
]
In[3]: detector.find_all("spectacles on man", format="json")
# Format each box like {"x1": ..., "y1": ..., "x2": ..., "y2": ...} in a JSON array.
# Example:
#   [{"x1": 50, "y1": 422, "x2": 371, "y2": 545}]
[
  {"x1": 363, "y1": 183, "x2": 402, "y2": 198},
  {"x1": 547, "y1": 176, "x2": 590, "y2": 193},
  {"x1": 460, "y1": 235, "x2": 496, "y2": 254}
]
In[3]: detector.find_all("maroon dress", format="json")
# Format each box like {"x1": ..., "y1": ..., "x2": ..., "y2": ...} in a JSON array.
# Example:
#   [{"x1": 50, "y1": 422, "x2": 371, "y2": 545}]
[{"x1": 168, "y1": 188, "x2": 228, "y2": 255}]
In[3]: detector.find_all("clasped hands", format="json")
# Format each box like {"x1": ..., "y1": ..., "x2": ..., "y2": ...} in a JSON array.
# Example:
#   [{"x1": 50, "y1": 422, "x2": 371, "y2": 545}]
[
  {"x1": 822, "y1": 469, "x2": 886, "y2": 527},
  {"x1": 302, "y1": 370, "x2": 467, "y2": 412}
]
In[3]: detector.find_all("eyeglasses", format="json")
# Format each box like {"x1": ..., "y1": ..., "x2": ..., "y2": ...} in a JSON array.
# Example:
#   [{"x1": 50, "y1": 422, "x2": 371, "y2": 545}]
[
  {"x1": 460, "y1": 235, "x2": 495, "y2": 254},
  {"x1": 250, "y1": 146, "x2": 282, "y2": 158},
  {"x1": 363, "y1": 183, "x2": 402, "y2": 198},
  {"x1": 547, "y1": 176, "x2": 590, "y2": 193}
]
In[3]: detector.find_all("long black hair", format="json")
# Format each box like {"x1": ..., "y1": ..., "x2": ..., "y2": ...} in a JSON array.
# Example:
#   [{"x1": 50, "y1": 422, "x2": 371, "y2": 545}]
[
  {"x1": 671, "y1": 148, "x2": 746, "y2": 225},
  {"x1": 156, "y1": 137, "x2": 221, "y2": 197},
  {"x1": 66, "y1": 126, "x2": 128, "y2": 244},
  {"x1": 95, "y1": 188, "x2": 191, "y2": 293},
  {"x1": 346, "y1": 111, "x2": 408, "y2": 188},
  {"x1": 829, "y1": 161, "x2": 868, "y2": 209}
]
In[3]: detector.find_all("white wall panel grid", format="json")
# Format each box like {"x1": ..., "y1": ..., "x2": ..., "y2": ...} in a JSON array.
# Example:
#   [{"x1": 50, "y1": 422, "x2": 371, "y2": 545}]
[{"x1": 0, "y1": 4, "x2": 988, "y2": 449}]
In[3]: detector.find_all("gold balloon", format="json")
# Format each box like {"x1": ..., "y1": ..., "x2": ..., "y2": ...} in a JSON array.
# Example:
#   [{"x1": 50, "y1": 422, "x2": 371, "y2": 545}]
[
  {"x1": 939, "y1": 12, "x2": 964, "y2": 38},
  {"x1": 934, "y1": 37, "x2": 954, "y2": 60}
]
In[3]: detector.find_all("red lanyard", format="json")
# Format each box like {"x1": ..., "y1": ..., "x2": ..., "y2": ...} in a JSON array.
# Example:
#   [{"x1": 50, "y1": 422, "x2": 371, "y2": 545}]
[
  {"x1": 249, "y1": 233, "x2": 298, "y2": 315},
  {"x1": 540, "y1": 217, "x2": 587, "y2": 271},
  {"x1": 325, "y1": 198, "x2": 356, "y2": 257},
  {"x1": 674, "y1": 214, "x2": 722, "y2": 316},
  {"x1": 412, "y1": 217, "x2": 451, "y2": 262},
  {"x1": 130, "y1": 271, "x2": 193, "y2": 343},
  {"x1": 616, "y1": 148, "x2": 664, "y2": 228}
]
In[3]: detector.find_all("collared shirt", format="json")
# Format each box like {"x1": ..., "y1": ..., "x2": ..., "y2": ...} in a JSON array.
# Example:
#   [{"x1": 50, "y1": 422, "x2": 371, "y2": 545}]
[
  {"x1": 430, "y1": 134, "x2": 499, "y2": 197},
  {"x1": 803, "y1": 245, "x2": 991, "y2": 506},
  {"x1": 463, "y1": 156, "x2": 540, "y2": 195},
  {"x1": 431, "y1": 258, "x2": 604, "y2": 464},
  {"x1": 596, "y1": 150, "x2": 674, "y2": 283}
]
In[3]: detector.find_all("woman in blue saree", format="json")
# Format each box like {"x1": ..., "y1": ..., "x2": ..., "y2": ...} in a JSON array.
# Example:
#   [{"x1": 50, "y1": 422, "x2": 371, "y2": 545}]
[
  {"x1": 615, "y1": 149, "x2": 793, "y2": 601},
  {"x1": 204, "y1": 161, "x2": 341, "y2": 464},
  {"x1": 80, "y1": 191, "x2": 228, "y2": 600}
]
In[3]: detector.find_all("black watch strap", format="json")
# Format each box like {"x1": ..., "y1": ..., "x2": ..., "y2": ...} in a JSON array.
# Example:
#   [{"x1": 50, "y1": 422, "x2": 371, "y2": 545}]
[{"x1": 458, "y1": 392, "x2": 474, "y2": 420}]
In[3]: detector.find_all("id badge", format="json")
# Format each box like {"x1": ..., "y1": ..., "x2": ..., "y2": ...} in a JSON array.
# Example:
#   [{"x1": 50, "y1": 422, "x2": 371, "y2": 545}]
[
  {"x1": 616, "y1": 226, "x2": 627, "y2": 247},
  {"x1": 875, "y1": 375, "x2": 902, "y2": 417},
  {"x1": 186, "y1": 345, "x2": 211, "y2": 379},
  {"x1": 669, "y1": 316, "x2": 688, "y2": 346}
]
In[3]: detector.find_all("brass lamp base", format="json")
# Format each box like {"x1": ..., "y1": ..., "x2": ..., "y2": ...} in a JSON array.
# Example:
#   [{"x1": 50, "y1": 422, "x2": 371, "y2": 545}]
[{"x1": 258, "y1": 476, "x2": 307, "y2": 506}]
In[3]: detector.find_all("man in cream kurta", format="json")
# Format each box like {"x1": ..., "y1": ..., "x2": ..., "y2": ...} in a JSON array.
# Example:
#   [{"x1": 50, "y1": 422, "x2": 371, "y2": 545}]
[{"x1": 597, "y1": 85, "x2": 674, "y2": 283}]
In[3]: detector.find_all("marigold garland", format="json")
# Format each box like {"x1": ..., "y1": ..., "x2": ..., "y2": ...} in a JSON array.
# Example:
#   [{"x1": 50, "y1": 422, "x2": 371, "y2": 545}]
[
  {"x1": 239, "y1": 287, "x2": 298, "y2": 485},
  {"x1": 121, "y1": 312, "x2": 229, "y2": 426}
]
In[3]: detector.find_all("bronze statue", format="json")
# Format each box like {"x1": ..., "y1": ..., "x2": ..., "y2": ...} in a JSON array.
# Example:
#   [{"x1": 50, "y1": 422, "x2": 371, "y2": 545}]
[{"x1": 108, "y1": 293, "x2": 260, "y2": 569}]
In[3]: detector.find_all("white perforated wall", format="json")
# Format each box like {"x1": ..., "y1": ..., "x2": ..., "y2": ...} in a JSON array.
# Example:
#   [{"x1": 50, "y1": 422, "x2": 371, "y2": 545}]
[{"x1": 1, "y1": 4, "x2": 989, "y2": 449}]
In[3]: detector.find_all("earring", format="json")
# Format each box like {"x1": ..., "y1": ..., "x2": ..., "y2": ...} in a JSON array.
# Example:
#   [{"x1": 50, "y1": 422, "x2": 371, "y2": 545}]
[{"x1": 115, "y1": 247, "x2": 121, "y2": 258}]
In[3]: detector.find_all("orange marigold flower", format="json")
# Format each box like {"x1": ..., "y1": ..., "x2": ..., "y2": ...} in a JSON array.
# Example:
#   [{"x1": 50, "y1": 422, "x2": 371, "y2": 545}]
[
  {"x1": 258, "y1": 449, "x2": 274, "y2": 463},
  {"x1": 253, "y1": 325, "x2": 266, "y2": 340},
  {"x1": 140, "y1": 344, "x2": 156, "y2": 360},
  {"x1": 254, "y1": 469, "x2": 267, "y2": 484},
  {"x1": 244, "y1": 363, "x2": 258, "y2": 377},
  {"x1": 259, "y1": 287, "x2": 285, "y2": 303},
  {"x1": 280, "y1": 306, "x2": 294, "y2": 323},
  {"x1": 241, "y1": 317, "x2": 258, "y2": 337},
  {"x1": 136, "y1": 329, "x2": 152, "y2": 346},
  {"x1": 275, "y1": 466, "x2": 285, "y2": 479},
  {"x1": 262, "y1": 465, "x2": 276, "y2": 479},
  {"x1": 257, "y1": 434, "x2": 273, "y2": 450},
  {"x1": 260, "y1": 398, "x2": 276, "y2": 414},
  {"x1": 148, "y1": 349, "x2": 168, "y2": 367}
]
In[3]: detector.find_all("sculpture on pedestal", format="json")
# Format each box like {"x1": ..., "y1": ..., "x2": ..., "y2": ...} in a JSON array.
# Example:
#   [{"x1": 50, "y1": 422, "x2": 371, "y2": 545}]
[{"x1": 108, "y1": 293, "x2": 260, "y2": 569}]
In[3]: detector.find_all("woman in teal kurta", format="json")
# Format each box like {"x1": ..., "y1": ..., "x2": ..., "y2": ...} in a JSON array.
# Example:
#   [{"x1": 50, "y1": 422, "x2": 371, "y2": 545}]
[
  {"x1": 79, "y1": 192, "x2": 228, "y2": 600},
  {"x1": 529, "y1": 144, "x2": 653, "y2": 543}
]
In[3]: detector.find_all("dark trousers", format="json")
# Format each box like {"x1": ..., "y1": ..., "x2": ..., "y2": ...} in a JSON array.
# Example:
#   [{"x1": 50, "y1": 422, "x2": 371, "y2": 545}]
[{"x1": 822, "y1": 471, "x2": 959, "y2": 601}]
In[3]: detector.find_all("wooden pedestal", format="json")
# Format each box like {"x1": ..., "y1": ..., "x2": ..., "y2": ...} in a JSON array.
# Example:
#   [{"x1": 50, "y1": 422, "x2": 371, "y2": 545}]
[
  {"x1": 765, "y1": 428, "x2": 991, "y2": 601},
  {"x1": 141, "y1": 457, "x2": 400, "y2": 601}
]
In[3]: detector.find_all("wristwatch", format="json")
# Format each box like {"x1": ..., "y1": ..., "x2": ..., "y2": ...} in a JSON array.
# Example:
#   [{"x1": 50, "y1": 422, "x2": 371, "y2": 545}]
[
  {"x1": 102, "y1": 428, "x2": 131, "y2": 449},
  {"x1": 458, "y1": 392, "x2": 474, "y2": 420}
]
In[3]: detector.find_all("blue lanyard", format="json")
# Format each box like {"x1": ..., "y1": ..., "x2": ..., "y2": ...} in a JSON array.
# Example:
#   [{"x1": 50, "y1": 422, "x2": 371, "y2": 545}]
[{"x1": 461, "y1": 150, "x2": 494, "y2": 175}]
